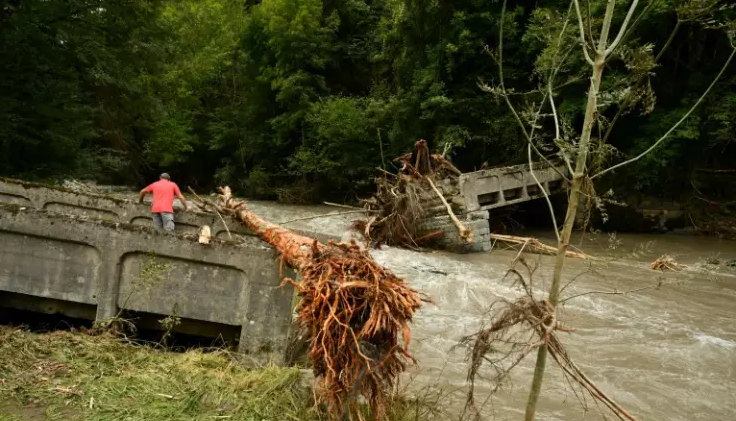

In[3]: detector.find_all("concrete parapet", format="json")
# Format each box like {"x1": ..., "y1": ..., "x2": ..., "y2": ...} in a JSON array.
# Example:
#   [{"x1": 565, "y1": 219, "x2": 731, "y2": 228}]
[
  {"x1": 0, "y1": 177, "x2": 216, "y2": 232},
  {"x1": 0, "y1": 177, "x2": 342, "y2": 246},
  {"x1": 0, "y1": 203, "x2": 294, "y2": 364},
  {"x1": 458, "y1": 161, "x2": 567, "y2": 212}
]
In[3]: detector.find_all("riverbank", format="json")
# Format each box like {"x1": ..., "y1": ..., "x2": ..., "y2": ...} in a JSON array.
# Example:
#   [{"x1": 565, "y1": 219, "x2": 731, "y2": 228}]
[{"x1": 0, "y1": 327, "x2": 437, "y2": 421}]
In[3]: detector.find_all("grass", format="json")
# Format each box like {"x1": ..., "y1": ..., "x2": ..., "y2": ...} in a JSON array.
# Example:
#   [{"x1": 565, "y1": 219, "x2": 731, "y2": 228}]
[{"x1": 0, "y1": 327, "x2": 441, "y2": 421}]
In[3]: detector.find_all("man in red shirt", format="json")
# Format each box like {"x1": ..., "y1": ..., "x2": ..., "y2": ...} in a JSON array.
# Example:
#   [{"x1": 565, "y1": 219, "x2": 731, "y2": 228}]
[{"x1": 138, "y1": 173, "x2": 189, "y2": 231}]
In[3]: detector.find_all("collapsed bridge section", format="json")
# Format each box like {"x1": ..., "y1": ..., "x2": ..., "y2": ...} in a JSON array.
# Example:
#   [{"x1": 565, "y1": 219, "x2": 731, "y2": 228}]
[{"x1": 415, "y1": 160, "x2": 568, "y2": 252}]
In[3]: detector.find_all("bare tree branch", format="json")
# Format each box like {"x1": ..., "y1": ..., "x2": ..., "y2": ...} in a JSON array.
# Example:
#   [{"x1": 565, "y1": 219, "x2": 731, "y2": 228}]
[
  {"x1": 611, "y1": 0, "x2": 658, "y2": 56},
  {"x1": 573, "y1": 0, "x2": 596, "y2": 64},
  {"x1": 606, "y1": 0, "x2": 642, "y2": 55},
  {"x1": 592, "y1": 45, "x2": 736, "y2": 179},
  {"x1": 524, "y1": 95, "x2": 563, "y2": 243},
  {"x1": 587, "y1": 0, "x2": 596, "y2": 48},
  {"x1": 560, "y1": 284, "x2": 659, "y2": 303},
  {"x1": 492, "y1": 0, "x2": 572, "y2": 183},
  {"x1": 548, "y1": 83, "x2": 575, "y2": 175},
  {"x1": 529, "y1": 144, "x2": 561, "y2": 242}
]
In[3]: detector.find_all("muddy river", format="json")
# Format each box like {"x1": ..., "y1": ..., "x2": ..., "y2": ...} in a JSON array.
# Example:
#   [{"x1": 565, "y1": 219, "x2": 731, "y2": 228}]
[
  {"x1": 374, "y1": 233, "x2": 736, "y2": 421},
  {"x1": 256, "y1": 202, "x2": 735, "y2": 420},
  {"x1": 127, "y1": 194, "x2": 736, "y2": 420}
]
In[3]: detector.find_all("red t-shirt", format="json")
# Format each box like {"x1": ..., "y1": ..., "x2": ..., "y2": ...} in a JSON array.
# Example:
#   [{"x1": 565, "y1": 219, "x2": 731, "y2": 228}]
[{"x1": 144, "y1": 180, "x2": 181, "y2": 213}]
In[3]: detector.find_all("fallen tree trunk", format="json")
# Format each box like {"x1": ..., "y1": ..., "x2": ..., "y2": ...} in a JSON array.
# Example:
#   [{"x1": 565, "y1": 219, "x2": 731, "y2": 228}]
[
  {"x1": 490, "y1": 234, "x2": 591, "y2": 259},
  {"x1": 195, "y1": 187, "x2": 424, "y2": 420}
]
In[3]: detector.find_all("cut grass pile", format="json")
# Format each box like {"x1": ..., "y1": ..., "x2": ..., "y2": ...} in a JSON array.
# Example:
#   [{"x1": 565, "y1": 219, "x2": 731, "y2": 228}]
[{"x1": 0, "y1": 327, "x2": 440, "y2": 421}]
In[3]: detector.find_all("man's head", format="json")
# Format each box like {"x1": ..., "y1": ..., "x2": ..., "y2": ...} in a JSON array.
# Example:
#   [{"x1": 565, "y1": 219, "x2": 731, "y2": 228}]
[{"x1": 160, "y1": 173, "x2": 171, "y2": 181}]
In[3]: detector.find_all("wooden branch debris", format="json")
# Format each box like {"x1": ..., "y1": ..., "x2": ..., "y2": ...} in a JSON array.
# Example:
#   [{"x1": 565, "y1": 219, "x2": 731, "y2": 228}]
[
  {"x1": 650, "y1": 254, "x2": 687, "y2": 271},
  {"x1": 359, "y1": 139, "x2": 468, "y2": 248},
  {"x1": 490, "y1": 234, "x2": 591, "y2": 259},
  {"x1": 426, "y1": 176, "x2": 472, "y2": 243},
  {"x1": 461, "y1": 263, "x2": 641, "y2": 421},
  {"x1": 278, "y1": 209, "x2": 370, "y2": 225},
  {"x1": 188, "y1": 186, "x2": 232, "y2": 239},
  {"x1": 198, "y1": 225, "x2": 211, "y2": 244}
]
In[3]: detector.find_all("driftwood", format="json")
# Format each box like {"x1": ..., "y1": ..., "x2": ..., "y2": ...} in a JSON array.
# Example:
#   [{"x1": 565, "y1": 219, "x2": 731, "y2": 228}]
[
  {"x1": 193, "y1": 187, "x2": 425, "y2": 421},
  {"x1": 426, "y1": 176, "x2": 472, "y2": 243},
  {"x1": 650, "y1": 254, "x2": 687, "y2": 271},
  {"x1": 392, "y1": 139, "x2": 462, "y2": 179},
  {"x1": 355, "y1": 174, "x2": 427, "y2": 247},
  {"x1": 490, "y1": 234, "x2": 591, "y2": 259}
]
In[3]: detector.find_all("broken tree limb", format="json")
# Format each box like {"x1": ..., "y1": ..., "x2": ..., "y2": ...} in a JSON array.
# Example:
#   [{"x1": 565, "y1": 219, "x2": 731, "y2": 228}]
[
  {"x1": 490, "y1": 234, "x2": 591, "y2": 259},
  {"x1": 650, "y1": 254, "x2": 687, "y2": 271},
  {"x1": 277, "y1": 209, "x2": 370, "y2": 225},
  {"x1": 187, "y1": 187, "x2": 232, "y2": 240},
  {"x1": 426, "y1": 176, "x2": 473, "y2": 243},
  {"x1": 198, "y1": 225, "x2": 211, "y2": 244},
  {"x1": 414, "y1": 229, "x2": 445, "y2": 243},
  {"x1": 193, "y1": 187, "x2": 424, "y2": 421},
  {"x1": 460, "y1": 263, "x2": 640, "y2": 421},
  {"x1": 323, "y1": 201, "x2": 376, "y2": 211},
  {"x1": 431, "y1": 153, "x2": 462, "y2": 176}
]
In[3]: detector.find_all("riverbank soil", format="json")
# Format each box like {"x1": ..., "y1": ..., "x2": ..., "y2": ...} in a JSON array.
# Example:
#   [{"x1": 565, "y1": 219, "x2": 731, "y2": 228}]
[{"x1": 0, "y1": 327, "x2": 436, "y2": 421}]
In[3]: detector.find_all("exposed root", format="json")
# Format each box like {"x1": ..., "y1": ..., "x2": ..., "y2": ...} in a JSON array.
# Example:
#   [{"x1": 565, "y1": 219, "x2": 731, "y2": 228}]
[
  {"x1": 193, "y1": 187, "x2": 425, "y2": 421},
  {"x1": 459, "y1": 262, "x2": 639, "y2": 421},
  {"x1": 356, "y1": 173, "x2": 428, "y2": 248},
  {"x1": 650, "y1": 254, "x2": 687, "y2": 271},
  {"x1": 283, "y1": 243, "x2": 424, "y2": 419},
  {"x1": 358, "y1": 139, "x2": 466, "y2": 248}
]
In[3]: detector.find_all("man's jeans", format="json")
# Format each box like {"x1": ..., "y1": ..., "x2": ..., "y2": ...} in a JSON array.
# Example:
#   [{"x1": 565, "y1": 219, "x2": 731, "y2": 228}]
[{"x1": 152, "y1": 212, "x2": 175, "y2": 231}]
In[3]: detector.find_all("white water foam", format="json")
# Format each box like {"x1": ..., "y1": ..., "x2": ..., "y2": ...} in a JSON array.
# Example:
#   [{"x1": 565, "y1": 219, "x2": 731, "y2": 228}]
[{"x1": 693, "y1": 333, "x2": 736, "y2": 348}]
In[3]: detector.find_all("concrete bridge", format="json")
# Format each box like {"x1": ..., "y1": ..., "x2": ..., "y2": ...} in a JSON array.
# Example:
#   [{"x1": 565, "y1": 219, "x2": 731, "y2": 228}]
[
  {"x1": 458, "y1": 160, "x2": 567, "y2": 212},
  {"x1": 0, "y1": 178, "x2": 296, "y2": 364},
  {"x1": 416, "y1": 160, "x2": 568, "y2": 252}
]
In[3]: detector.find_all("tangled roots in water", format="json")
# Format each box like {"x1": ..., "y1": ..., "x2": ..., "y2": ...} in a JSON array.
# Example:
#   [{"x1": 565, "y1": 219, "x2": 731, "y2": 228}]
[
  {"x1": 282, "y1": 241, "x2": 425, "y2": 420},
  {"x1": 459, "y1": 261, "x2": 640, "y2": 421}
]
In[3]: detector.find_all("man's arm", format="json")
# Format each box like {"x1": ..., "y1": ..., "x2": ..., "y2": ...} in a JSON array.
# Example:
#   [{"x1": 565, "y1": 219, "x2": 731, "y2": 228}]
[
  {"x1": 138, "y1": 188, "x2": 149, "y2": 204},
  {"x1": 174, "y1": 185, "x2": 188, "y2": 210}
]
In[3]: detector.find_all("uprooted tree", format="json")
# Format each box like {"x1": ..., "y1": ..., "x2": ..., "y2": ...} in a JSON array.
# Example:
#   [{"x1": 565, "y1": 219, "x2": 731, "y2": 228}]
[
  {"x1": 463, "y1": 0, "x2": 736, "y2": 420},
  {"x1": 356, "y1": 139, "x2": 472, "y2": 248},
  {"x1": 193, "y1": 187, "x2": 425, "y2": 420}
]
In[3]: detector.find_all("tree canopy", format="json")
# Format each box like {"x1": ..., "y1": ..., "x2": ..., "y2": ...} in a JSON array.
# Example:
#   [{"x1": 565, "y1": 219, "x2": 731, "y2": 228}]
[{"x1": 1, "y1": 0, "x2": 734, "y2": 204}]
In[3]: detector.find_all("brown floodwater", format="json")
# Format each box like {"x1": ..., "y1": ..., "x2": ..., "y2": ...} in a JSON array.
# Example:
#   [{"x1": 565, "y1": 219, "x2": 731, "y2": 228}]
[{"x1": 372, "y1": 232, "x2": 736, "y2": 421}]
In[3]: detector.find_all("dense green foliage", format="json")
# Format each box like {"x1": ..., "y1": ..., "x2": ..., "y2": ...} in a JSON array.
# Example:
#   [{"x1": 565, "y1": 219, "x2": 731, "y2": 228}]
[{"x1": 1, "y1": 0, "x2": 734, "y2": 202}]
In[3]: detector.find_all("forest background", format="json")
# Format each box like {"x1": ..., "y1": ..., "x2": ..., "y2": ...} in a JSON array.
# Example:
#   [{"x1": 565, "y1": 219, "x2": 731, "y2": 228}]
[{"x1": 2, "y1": 0, "x2": 734, "y2": 209}]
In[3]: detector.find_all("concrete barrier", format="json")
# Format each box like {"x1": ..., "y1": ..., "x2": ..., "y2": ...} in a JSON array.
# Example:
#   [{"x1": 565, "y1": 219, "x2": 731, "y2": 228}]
[{"x1": 0, "y1": 202, "x2": 295, "y2": 364}]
